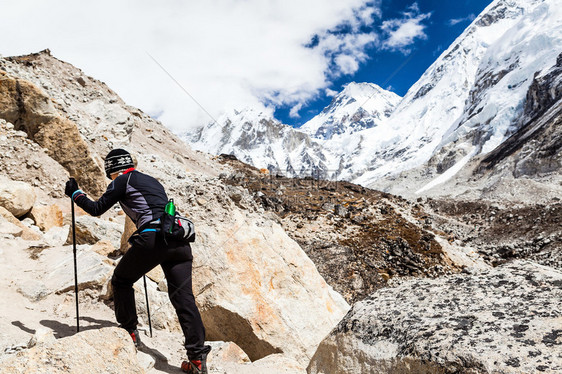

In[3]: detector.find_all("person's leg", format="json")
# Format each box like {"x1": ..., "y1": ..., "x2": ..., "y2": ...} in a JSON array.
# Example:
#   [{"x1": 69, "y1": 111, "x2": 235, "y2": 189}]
[
  {"x1": 112, "y1": 231, "x2": 163, "y2": 333},
  {"x1": 161, "y1": 243, "x2": 209, "y2": 359}
]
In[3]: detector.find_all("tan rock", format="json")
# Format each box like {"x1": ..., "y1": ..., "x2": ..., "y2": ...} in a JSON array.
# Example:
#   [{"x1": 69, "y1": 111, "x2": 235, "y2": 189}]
[
  {"x1": 133, "y1": 277, "x2": 181, "y2": 332},
  {"x1": 27, "y1": 328, "x2": 57, "y2": 348},
  {"x1": 146, "y1": 266, "x2": 165, "y2": 284},
  {"x1": 0, "y1": 206, "x2": 41, "y2": 240},
  {"x1": 211, "y1": 353, "x2": 307, "y2": 374},
  {"x1": 29, "y1": 204, "x2": 63, "y2": 232},
  {"x1": 0, "y1": 327, "x2": 143, "y2": 373},
  {"x1": 0, "y1": 175, "x2": 36, "y2": 217},
  {"x1": 208, "y1": 341, "x2": 251, "y2": 365},
  {"x1": 31, "y1": 247, "x2": 115, "y2": 296},
  {"x1": 120, "y1": 215, "x2": 136, "y2": 254},
  {"x1": 35, "y1": 116, "x2": 107, "y2": 197},
  {"x1": 91, "y1": 239, "x2": 116, "y2": 257}
]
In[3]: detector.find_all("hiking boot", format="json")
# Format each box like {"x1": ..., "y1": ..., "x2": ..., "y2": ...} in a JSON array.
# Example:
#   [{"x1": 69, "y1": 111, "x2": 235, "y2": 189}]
[
  {"x1": 181, "y1": 354, "x2": 208, "y2": 374},
  {"x1": 129, "y1": 329, "x2": 141, "y2": 348}
]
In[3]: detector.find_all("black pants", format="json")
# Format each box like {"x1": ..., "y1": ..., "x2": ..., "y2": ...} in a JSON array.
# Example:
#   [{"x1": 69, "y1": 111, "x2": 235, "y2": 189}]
[{"x1": 111, "y1": 231, "x2": 210, "y2": 359}]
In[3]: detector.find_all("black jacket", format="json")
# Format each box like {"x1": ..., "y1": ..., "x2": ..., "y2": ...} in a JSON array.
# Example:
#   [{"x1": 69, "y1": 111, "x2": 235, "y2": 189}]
[{"x1": 73, "y1": 170, "x2": 167, "y2": 229}]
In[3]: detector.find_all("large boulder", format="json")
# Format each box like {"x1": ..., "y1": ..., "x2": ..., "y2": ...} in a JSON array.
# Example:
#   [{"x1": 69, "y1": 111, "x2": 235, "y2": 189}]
[
  {"x1": 133, "y1": 275, "x2": 181, "y2": 332},
  {"x1": 192, "y1": 208, "x2": 349, "y2": 362},
  {"x1": 308, "y1": 261, "x2": 562, "y2": 374},
  {"x1": 0, "y1": 327, "x2": 143, "y2": 373},
  {"x1": 0, "y1": 71, "x2": 106, "y2": 197},
  {"x1": 0, "y1": 175, "x2": 36, "y2": 217}
]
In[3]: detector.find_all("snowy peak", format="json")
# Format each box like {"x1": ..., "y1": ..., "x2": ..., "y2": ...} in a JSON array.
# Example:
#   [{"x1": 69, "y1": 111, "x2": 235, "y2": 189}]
[
  {"x1": 182, "y1": 108, "x2": 331, "y2": 175},
  {"x1": 353, "y1": 0, "x2": 555, "y2": 187},
  {"x1": 299, "y1": 82, "x2": 401, "y2": 140}
]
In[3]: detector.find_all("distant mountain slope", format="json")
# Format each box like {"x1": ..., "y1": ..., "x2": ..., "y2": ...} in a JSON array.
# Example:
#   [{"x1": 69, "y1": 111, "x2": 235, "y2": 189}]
[
  {"x1": 182, "y1": 0, "x2": 562, "y2": 202},
  {"x1": 300, "y1": 82, "x2": 401, "y2": 140}
]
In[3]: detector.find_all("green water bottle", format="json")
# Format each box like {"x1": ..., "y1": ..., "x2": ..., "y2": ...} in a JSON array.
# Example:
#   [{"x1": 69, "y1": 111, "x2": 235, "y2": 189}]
[
  {"x1": 164, "y1": 199, "x2": 176, "y2": 233},
  {"x1": 165, "y1": 199, "x2": 176, "y2": 216}
]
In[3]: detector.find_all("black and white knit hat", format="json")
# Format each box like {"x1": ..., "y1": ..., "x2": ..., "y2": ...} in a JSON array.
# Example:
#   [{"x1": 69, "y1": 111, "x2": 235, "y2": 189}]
[{"x1": 104, "y1": 149, "x2": 134, "y2": 178}]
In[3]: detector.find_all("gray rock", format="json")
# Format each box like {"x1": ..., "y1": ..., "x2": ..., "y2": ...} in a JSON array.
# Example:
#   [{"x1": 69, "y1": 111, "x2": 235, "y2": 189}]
[
  {"x1": 20, "y1": 246, "x2": 115, "y2": 297},
  {"x1": 334, "y1": 204, "x2": 348, "y2": 217},
  {"x1": 65, "y1": 215, "x2": 123, "y2": 249},
  {"x1": 309, "y1": 261, "x2": 562, "y2": 374}
]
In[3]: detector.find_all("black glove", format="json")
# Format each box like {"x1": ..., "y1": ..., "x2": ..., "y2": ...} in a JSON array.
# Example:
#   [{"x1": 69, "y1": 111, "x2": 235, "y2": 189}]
[{"x1": 65, "y1": 178, "x2": 79, "y2": 198}]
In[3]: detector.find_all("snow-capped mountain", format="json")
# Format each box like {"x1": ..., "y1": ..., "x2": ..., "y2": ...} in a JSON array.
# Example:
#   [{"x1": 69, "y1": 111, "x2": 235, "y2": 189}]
[
  {"x1": 300, "y1": 82, "x2": 401, "y2": 140},
  {"x1": 182, "y1": 83, "x2": 401, "y2": 178},
  {"x1": 182, "y1": 0, "x2": 562, "y2": 197},
  {"x1": 183, "y1": 109, "x2": 331, "y2": 176},
  {"x1": 350, "y1": 0, "x2": 559, "y2": 187}
]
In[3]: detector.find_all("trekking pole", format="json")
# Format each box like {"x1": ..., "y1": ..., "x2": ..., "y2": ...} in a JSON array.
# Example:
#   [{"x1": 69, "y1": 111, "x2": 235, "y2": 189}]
[
  {"x1": 71, "y1": 197, "x2": 80, "y2": 332},
  {"x1": 143, "y1": 275, "x2": 153, "y2": 337}
]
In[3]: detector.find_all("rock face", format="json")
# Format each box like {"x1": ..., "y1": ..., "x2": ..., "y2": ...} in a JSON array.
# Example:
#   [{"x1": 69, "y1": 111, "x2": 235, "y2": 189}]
[
  {"x1": 308, "y1": 261, "x2": 562, "y2": 374},
  {"x1": 477, "y1": 54, "x2": 562, "y2": 179},
  {"x1": 16, "y1": 246, "x2": 114, "y2": 301},
  {"x1": 0, "y1": 175, "x2": 36, "y2": 217},
  {"x1": 0, "y1": 70, "x2": 106, "y2": 197},
  {"x1": 0, "y1": 327, "x2": 143, "y2": 374}
]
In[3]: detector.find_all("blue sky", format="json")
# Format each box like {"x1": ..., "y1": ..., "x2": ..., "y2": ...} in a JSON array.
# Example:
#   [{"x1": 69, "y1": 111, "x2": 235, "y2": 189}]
[
  {"x1": 275, "y1": 0, "x2": 492, "y2": 127},
  {"x1": 0, "y1": 0, "x2": 492, "y2": 132}
]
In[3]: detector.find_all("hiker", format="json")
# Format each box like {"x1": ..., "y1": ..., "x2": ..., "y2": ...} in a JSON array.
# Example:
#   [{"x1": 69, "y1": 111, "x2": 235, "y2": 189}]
[{"x1": 65, "y1": 148, "x2": 211, "y2": 374}]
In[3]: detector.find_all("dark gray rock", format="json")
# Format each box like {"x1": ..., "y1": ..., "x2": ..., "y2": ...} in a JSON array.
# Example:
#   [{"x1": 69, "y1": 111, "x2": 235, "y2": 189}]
[{"x1": 309, "y1": 261, "x2": 562, "y2": 374}]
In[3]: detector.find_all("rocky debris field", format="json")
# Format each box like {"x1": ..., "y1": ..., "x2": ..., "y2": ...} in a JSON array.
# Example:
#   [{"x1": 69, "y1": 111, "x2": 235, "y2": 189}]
[
  {"x1": 309, "y1": 261, "x2": 562, "y2": 374},
  {"x1": 217, "y1": 155, "x2": 473, "y2": 303},
  {"x1": 426, "y1": 199, "x2": 562, "y2": 269}
]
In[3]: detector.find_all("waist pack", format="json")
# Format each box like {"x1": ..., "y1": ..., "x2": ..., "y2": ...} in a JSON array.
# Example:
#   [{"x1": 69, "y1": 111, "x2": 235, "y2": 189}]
[
  {"x1": 130, "y1": 199, "x2": 196, "y2": 244},
  {"x1": 162, "y1": 213, "x2": 196, "y2": 243}
]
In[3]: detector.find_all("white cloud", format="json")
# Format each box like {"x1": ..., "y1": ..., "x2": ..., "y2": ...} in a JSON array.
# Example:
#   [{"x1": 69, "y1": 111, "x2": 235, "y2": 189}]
[
  {"x1": 335, "y1": 54, "x2": 360, "y2": 75},
  {"x1": 289, "y1": 103, "x2": 303, "y2": 118},
  {"x1": 0, "y1": 0, "x2": 381, "y2": 132},
  {"x1": 448, "y1": 14, "x2": 476, "y2": 26},
  {"x1": 381, "y1": 2, "x2": 432, "y2": 53},
  {"x1": 325, "y1": 88, "x2": 338, "y2": 97}
]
